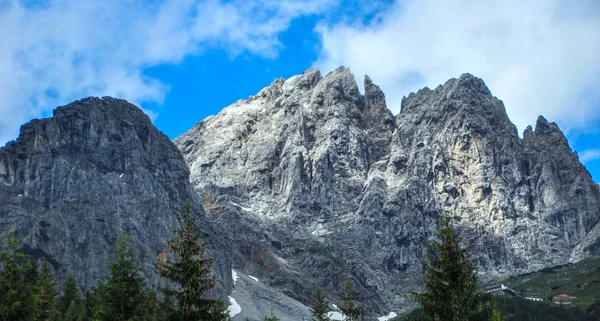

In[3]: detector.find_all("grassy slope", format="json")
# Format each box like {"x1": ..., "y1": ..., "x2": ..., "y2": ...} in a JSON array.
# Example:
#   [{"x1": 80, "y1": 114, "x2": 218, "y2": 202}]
[
  {"x1": 392, "y1": 257, "x2": 600, "y2": 320},
  {"x1": 503, "y1": 257, "x2": 600, "y2": 308}
]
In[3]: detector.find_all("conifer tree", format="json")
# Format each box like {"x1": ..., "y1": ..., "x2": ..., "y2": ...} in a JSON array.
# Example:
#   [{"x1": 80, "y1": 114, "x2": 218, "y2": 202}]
[
  {"x1": 0, "y1": 232, "x2": 37, "y2": 321},
  {"x1": 410, "y1": 217, "x2": 497, "y2": 321},
  {"x1": 60, "y1": 272, "x2": 80, "y2": 316},
  {"x1": 339, "y1": 279, "x2": 363, "y2": 321},
  {"x1": 31, "y1": 260, "x2": 60, "y2": 321},
  {"x1": 158, "y1": 201, "x2": 229, "y2": 321},
  {"x1": 93, "y1": 233, "x2": 148, "y2": 321},
  {"x1": 310, "y1": 286, "x2": 329, "y2": 321},
  {"x1": 64, "y1": 298, "x2": 86, "y2": 321}
]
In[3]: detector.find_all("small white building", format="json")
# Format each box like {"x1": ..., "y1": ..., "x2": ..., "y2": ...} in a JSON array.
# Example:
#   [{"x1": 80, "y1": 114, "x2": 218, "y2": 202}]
[{"x1": 521, "y1": 293, "x2": 544, "y2": 302}]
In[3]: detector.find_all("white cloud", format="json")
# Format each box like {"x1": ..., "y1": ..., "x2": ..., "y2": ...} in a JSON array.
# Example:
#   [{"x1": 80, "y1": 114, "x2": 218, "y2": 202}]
[
  {"x1": 314, "y1": 0, "x2": 600, "y2": 134},
  {"x1": 580, "y1": 149, "x2": 600, "y2": 164},
  {"x1": 0, "y1": 0, "x2": 335, "y2": 145}
]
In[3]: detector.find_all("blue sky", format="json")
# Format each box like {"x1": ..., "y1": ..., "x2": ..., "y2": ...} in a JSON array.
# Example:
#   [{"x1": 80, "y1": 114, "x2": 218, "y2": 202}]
[{"x1": 0, "y1": 0, "x2": 599, "y2": 181}]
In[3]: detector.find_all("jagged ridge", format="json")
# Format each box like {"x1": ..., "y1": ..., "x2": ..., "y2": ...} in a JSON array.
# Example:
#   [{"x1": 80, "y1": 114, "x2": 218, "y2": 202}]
[{"x1": 176, "y1": 67, "x2": 600, "y2": 319}]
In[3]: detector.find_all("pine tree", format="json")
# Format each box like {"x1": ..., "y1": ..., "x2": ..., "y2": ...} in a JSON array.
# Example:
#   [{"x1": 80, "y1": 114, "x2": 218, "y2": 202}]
[
  {"x1": 158, "y1": 201, "x2": 229, "y2": 321},
  {"x1": 31, "y1": 260, "x2": 60, "y2": 321},
  {"x1": 339, "y1": 279, "x2": 363, "y2": 321},
  {"x1": 0, "y1": 232, "x2": 37, "y2": 321},
  {"x1": 410, "y1": 217, "x2": 497, "y2": 321},
  {"x1": 60, "y1": 272, "x2": 80, "y2": 316},
  {"x1": 157, "y1": 286, "x2": 177, "y2": 321},
  {"x1": 64, "y1": 298, "x2": 86, "y2": 321},
  {"x1": 93, "y1": 232, "x2": 148, "y2": 321},
  {"x1": 310, "y1": 286, "x2": 329, "y2": 321}
]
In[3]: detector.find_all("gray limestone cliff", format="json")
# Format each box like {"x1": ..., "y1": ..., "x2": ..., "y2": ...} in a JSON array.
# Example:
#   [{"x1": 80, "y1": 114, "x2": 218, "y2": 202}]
[
  {"x1": 0, "y1": 68, "x2": 597, "y2": 320},
  {"x1": 0, "y1": 97, "x2": 233, "y2": 295},
  {"x1": 176, "y1": 68, "x2": 600, "y2": 319}
]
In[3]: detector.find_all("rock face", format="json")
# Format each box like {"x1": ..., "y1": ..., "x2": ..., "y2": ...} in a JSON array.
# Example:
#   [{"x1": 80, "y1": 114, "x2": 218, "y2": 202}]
[
  {"x1": 1, "y1": 68, "x2": 597, "y2": 320},
  {"x1": 176, "y1": 67, "x2": 600, "y2": 318},
  {"x1": 0, "y1": 97, "x2": 233, "y2": 295}
]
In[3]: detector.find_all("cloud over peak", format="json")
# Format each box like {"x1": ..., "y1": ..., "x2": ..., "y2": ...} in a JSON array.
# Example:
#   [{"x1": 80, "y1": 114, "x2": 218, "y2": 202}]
[
  {"x1": 0, "y1": 0, "x2": 335, "y2": 144},
  {"x1": 314, "y1": 0, "x2": 600, "y2": 134}
]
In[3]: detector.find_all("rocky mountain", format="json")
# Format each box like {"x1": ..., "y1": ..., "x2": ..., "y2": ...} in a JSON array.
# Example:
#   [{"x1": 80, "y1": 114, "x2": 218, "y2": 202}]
[
  {"x1": 175, "y1": 67, "x2": 600, "y2": 319},
  {"x1": 0, "y1": 97, "x2": 233, "y2": 296},
  {"x1": 0, "y1": 67, "x2": 598, "y2": 320}
]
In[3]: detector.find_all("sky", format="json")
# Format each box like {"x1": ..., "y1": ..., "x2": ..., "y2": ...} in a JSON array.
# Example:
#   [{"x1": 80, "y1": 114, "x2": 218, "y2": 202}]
[{"x1": 0, "y1": 0, "x2": 599, "y2": 181}]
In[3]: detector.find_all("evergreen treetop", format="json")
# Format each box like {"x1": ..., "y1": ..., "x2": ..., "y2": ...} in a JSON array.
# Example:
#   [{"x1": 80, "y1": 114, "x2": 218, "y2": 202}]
[
  {"x1": 340, "y1": 279, "x2": 363, "y2": 321},
  {"x1": 158, "y1": 201, "x2": 229, "y2": 321},
  {"x1": 410, "y1": 217, "x2": 498, "y2": 321},
  {"x1": 32, "y1": 260, "x2": 59, "y2": 321},
  {"x1": 93, "y1": 232, "x2": 149, "y2": 321},
  {"x1": 310, "y1": 286, "x2": 330, "y2": 321}
]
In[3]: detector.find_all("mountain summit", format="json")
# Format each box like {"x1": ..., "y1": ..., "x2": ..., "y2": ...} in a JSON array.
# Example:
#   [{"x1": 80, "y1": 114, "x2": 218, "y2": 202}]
[
  {"x1": 0, "y1": 68, "x2": 598, "y2": 320},
  {"x1": 176, "y1": 67, "x2": 600, "y2": 318}
]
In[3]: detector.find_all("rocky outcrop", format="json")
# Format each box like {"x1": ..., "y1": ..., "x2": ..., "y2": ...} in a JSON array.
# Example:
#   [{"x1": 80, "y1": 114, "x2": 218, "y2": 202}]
[
  {"x1": 1, "y1": 67, "x2": 597, "y2": 320},
  {"x1": 0, "y1": 97, "x2": 233, "y2": 295},
  {"x1": 176, "y1": 68, "x2": 600, "y2": 318}
]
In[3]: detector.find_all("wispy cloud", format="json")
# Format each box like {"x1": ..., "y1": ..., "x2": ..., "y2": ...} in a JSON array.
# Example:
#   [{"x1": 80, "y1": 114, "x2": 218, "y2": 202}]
[
  {"x1": 580, "y1": 149, "x2": 600, "y2": 163},
  {"x1": 0, "y1": 0, "x2": 336, "y2": 145},
  {"x1": 314, "y1": 0, "x2": 600, "y2": 134}
]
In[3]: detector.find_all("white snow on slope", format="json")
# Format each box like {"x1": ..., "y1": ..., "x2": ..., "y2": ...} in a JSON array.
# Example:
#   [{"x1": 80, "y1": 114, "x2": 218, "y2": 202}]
[
  {"x1": 378, "y1": 312, "x2": 398, "y2": 321},
  {"x1": 227, "y1": 296, "x2": 242, "y2": 317},
  {"x1": 248, "y1": 275, "x2": 259, "y2": 282},
  {"x1": 328, "y1": 311, "x2": 345, "y2": 320},
  {"x1": 232, "y1": 270, "x2": 239, "y2": 284}
]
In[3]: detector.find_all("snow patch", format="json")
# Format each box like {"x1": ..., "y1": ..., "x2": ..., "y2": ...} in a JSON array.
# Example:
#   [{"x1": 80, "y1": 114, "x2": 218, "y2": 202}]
[
  {"x1": 378, "y1": 312, "x2": 398, "y2": 321},
  {"x1": 232, "y1": 270, "x2": 239, "y2": 284},
  {"x1": 248, "y1": 275, "x2": 259, "y2": 282},
  {"x1": 229, "y1": 201, "x2": 253, "y2": 212},
  {"x1": 328, "y1": 311, "x2": 345, "y2": 320},
  {"x1": 227, "y1": 296, "x2": 242, "y2": 317}
]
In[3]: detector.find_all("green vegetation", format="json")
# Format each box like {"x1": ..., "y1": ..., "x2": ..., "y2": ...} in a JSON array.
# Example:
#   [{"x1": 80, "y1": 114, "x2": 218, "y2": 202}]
[
  {"x1": 493, "y1": 296, "x2": 586, "y2": 321},
  {"x1": 409, "y1": 217, "x2": 501, "y2": 321},
  {"x1": 310, "y1": 286, "x2": 329, "y2": 321},
  {"x1": 0, "y1": 231, "x2": 38, "y2": 321},
  {"x1": 503, "y1": 257, "x2": 600, "y2": 309},
  {"x1": 93, "y1": 233, "x2": 153, "y2": 321},
  {"x1": 31, "y1": 260, "x2": 59, "y2": 321},
  {"x1": 339, "y1": 279, "x2": 363, "y2": 321},
  {"x1": 5, "y1": 206, "x2": 600, "y2": 321},
  {"x1": 158, "y1": 201, "x2": 229, "y2": 321},
  {"x1": 0, "y1": 202, "x2": 231, "y2": 321}
]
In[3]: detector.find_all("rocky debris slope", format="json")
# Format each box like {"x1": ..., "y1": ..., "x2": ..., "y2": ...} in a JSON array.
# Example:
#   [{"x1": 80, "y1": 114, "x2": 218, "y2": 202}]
[
  {"x1": 176, "y1": 67, "x2": 600, "y2": 318},
  {"x1": 0, "y1": 97, "x2": 233, "y2": 295}
]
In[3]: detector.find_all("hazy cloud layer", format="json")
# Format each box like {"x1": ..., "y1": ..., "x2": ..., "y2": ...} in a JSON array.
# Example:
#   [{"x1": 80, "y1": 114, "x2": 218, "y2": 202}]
[
  {"x1": 581, "y1": 149, "x2": 600, "y2": 164},
  {"x1": 0, "y1": 0, "x2": 335, "y2": 144},
  {"x1": 314, "y1": 0, "x2": 600, "y2": 134}
]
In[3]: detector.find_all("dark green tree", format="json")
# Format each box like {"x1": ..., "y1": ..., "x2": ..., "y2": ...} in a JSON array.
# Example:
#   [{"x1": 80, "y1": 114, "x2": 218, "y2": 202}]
[
  {"x1": 60, "y1": 272, "x2": 80, "y2": 316},
  {"x1": 157, "y1": 286, "x2": 177, "y2": 321},
  {"x1": 339, "y1": 279, "x2": 363, "y2": 321},
  {"x1": 310, "y1": 286, "x2": 329, "y2": 321},
  {"x1": 64, "y1": 297, "x2": 86, "y2": 321},
  {"x1": 31, "y1": 260, "x2": 60, "y2": 321},
  {"x1": 158, "y1": 201, "x2": 229, "y2": 321},
  {"x1": 0, "y1": 232, "x2": 37, "y2": 321},
  {"x1": 410, "y1": 217, "x2": 498, "y2": 321},
  {"x1": 93, "y1": 233, "x2": 149, "y2": 321}
]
